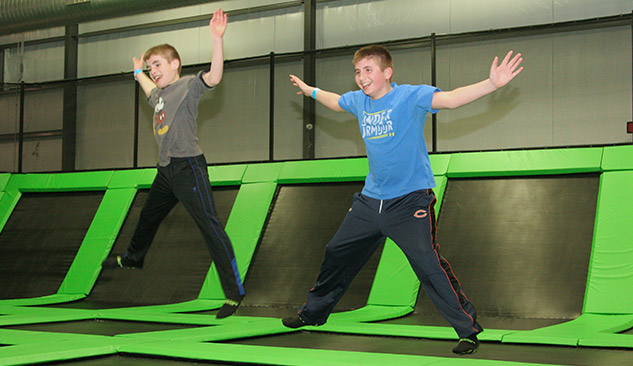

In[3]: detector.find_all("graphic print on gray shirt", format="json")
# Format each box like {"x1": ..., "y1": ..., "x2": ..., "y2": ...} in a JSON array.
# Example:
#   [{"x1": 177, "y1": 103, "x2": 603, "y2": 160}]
[{"x1": 148, "y1": 70, "x2": 213, "y2": 167}]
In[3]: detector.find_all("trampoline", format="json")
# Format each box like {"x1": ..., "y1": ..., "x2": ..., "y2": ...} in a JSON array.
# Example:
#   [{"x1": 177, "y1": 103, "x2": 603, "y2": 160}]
[{"x1": 0, "y1": 148, "x2": 632, "y2": 365}]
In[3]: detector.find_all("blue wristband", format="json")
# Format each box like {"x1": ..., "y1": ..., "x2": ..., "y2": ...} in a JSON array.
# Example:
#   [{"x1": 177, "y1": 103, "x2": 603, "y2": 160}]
[
  {"x1": 312, "y1": 87, "x2": 319, "y2": 99},
  {"x1": 134, "y1": 69, "x2": 142, "y2": 76}
]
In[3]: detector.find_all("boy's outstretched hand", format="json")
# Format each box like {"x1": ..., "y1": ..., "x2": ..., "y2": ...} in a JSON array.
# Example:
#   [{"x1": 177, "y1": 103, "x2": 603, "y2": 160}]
[
  {"x1": 209, "y1": 9, "x2": 228, "y2": 39},
  {"x1": 289, "y1": 74, "x2": 313, "y2": 97},
  {"x1": 132, "y1": 53, "x2": 145, "y2": 71},
  {"x1": 489, "y1": 51, "x2": 523, "y2": 89}
]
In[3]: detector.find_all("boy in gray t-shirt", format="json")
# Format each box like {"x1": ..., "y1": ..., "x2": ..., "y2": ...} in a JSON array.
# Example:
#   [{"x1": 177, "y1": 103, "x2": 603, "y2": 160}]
[{"x1": 103, "y1": 9, "x2": 244, "y2": 319}]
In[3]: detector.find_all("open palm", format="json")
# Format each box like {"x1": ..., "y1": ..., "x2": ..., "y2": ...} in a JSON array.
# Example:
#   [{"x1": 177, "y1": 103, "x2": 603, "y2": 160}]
[
  {"x1": 490, "y1": 51, "x2": 523, "y2": 89},
  {"x1": 209, "y1": 9, "x2": 227, "y2": 39}
]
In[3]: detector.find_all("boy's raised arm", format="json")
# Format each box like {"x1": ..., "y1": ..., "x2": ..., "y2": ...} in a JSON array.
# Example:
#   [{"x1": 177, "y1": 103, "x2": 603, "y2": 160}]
[
  {"x1": 432, "y1": 50, "x2": 523, "y2": 110},
  {"x1": 133, "y1": 53, "x2": 157, "y2": 98},
  {"x1": 203, "y1": 9, "x2": 227, "y2": 88},
  {"x1": 289, "y1": 74, "x2": 344, "y2": 112}
]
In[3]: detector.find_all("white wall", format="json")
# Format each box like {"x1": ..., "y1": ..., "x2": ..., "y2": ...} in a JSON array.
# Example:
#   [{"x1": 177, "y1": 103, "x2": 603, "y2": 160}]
[{"x1": 0, "y1": 0, "x2": 632, "y2": 172}]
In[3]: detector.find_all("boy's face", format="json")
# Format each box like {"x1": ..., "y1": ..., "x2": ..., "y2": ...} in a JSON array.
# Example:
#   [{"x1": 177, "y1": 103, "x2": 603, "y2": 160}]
[
  {"x1": 145, "y1": 53, "x2": 180, "y2": 88},
  {"x1": 354, "y1": 56, "x2": 393, "y2": 100}
]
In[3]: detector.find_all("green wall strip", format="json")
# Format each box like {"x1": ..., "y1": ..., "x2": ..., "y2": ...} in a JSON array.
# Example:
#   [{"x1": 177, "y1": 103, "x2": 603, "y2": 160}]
[
  {"x1": 583, "y1": 171, "x2": 633, "y2": 314},
  {"x1": 447, "y1": 148, "x2": 603, "y2": 177}
]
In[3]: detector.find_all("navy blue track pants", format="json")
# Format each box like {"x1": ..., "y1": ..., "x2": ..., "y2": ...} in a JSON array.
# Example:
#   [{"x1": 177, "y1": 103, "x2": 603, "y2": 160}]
[
  {"x1": 125, "y1": 154, "x2": 244, "y2": 300},
  {"x1": 298, "y1": 189, "x2": 482, "y2": 338}
]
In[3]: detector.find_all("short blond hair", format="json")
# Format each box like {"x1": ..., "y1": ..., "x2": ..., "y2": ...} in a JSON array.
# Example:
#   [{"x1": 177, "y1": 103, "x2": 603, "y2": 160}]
[
  {"x1": 143, "y1": 44, "x2": 182, "y2": 74},
  {"x1": 352, "y1": 45, "x2": 394, "y2": 71}
]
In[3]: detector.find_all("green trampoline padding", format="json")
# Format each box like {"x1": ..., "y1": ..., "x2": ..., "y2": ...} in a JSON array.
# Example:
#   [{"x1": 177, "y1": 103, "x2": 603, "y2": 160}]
[
  {"x1": 119, "y1": 339, "x2": 563, "y2": 366},
  {"x1": 279, "y1": 158, "x2": 369, "y2": 183},
  {"x1": 197, "y1": 182, "x2": 277, "y2": 301},
  {"x1": 602, "y1": 145, "x2": 633, "y2": 171},
  {"x1": 0, "y1": 174, "x2": 9, "y2": 191},
  {"x1": 242, "y1": 162, "x2": 284, "y2": 183},
  {"x1": 502, "y1": 314, "x2": 633, "y2": 346},
  {"x1": 584, "y1": 171, "x2": 633, "y2": 314},
  {"x1": 1, "y1": 147, "x2": 633, "y2": 366},
  {"x1": 447, "y1": 147, "x2": 603, "y2": 177},
  {"x1": 208, "y1": 164, "x2": 248, "y2": 185}
]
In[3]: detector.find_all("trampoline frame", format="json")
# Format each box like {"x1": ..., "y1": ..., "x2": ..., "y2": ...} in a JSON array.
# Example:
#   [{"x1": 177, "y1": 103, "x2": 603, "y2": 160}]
[{"x1": 1, "y1": 146, "x2": 633, "y2": 365}]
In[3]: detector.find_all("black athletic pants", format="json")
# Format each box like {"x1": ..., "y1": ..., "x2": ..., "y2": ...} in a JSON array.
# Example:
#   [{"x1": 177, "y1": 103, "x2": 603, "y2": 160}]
[
  {"x1": 125, "y1": 154, "x2": 244, "y2": 300},
  {"x1": 298, "y1": 189, "x2": 482, "y2": 338}
]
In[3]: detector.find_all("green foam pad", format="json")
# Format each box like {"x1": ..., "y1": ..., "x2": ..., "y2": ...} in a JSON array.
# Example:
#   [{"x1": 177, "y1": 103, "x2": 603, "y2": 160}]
[
  {"x1": 198, "y1": 182, "x2": 277, "y2": 300},
  {"x1": 208, "y1": 164, "x2": 247, "y2": 185},
  {"x1": 0, "y1": 337, "x2": 128, "y2": 366},
  {"x1": 117, "y1": 318, "x2": 289, "y2": 342},
  {"x1": 584, "y1": 171, "x2": 633, "y2": 314},
  {"x1": 96, "y1": 310, "x2": 221, "y2": 327},
  {"x1": 0, "y1": 294, "x2": 85, "y2": 308},
  {"x1": 242, "y1": 162, "x2": 283, "y2": 183},
  {"x1": 0, "y1": 308, "x2": 98, "y2": 327},
  {"x1": 447, "y1": 148, "x2": 603, "y2": 177},
  {"x1": 502, "y1": 314, "x2": 633, "y2": 346},
  {"x1": 108, "y1": 299, "x2": 225, "y2": 313},
  {"x1": 0, "y1": 173, "x2": 9, "y2": 191},
  {"x1": 15, "y1": 171, "x2": 113, "y2": 192},
  {"x1": 312, "y1": 321, "x2": 510, "y2": 342},
  {"x1": 137, "y1": 168, "x2": 158, "y2": 188},
  {"x1": 121, "y1": 339, "x2": 557, "y2": 366},
  {"x1": 107, "y1": 169, "x2": 146, "y2": 189},
  {"x1": 579, "y1": 333, "x2": 633, "y2": 348},
  {"x1": 430, "y1": 154, "x2": 451, "y2": 175},
  {"x1": 0, "y1": 329, "x2": 108, "y2": 344},
  {"x1": 58, "y1": 188, "x2": 137, "y2": 296},
  {"x1": 601, "y1": 145, "x2": 633, "y2": 171},
  {"x1": 279, "y1": 158, "x2": 368, "y2": 183},
  {"x1": 367, "y1": 239, "x2": 419, "y2": 307}
]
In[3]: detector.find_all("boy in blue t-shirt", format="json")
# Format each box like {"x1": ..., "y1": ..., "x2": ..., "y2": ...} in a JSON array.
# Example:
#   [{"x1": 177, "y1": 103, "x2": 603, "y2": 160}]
[{"x1": 283, "y1": 45, "x2": 523, "y2": 355}]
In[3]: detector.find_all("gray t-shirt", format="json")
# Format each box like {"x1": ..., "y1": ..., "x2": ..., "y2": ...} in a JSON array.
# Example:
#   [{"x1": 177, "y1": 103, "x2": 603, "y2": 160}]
[{"x1": 148, "y1": 71, "x2": 213, "y2": 167}]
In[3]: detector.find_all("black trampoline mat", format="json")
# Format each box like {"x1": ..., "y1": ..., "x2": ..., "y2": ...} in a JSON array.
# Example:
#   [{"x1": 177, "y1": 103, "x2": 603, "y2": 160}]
[
  {"x1": 5, "y1": 319, "x2": 198, "y2": 336},
  {"x1": 383, "y1": 174, "x2": 599, "y2": 330},
  {"x1": 224, "y1": 331, "x2": 633, "y2": 366},
  {"x1": 51, "y1": 186, "x2": 239, "y2": 309},
  {"x1": 236, "y1": 182, "x2": 384, "y2": 317},
  {"x1": 0, "y1": 191, "x2": 105, "y2": 300}
]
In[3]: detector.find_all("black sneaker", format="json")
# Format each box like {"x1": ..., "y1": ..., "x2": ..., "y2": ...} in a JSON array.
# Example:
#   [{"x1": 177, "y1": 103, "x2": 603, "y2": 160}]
[
  {"x1": 452, "y1": 334, "x2": 479, "y2": 355},
  {"x1": 102, "y1": 255, "x2": 141, "y2": 269},
  {"x1": 282, "y1": 315, "x2": 307, "y2": 329},
  {"x1": 216, "y1": 297, "x2": 243, "y2": 319}
]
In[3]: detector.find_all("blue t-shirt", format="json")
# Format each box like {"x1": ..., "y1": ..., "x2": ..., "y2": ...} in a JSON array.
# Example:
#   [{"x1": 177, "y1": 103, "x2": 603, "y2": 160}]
[{"x1": 339, "y1": 83, "x2": 440, "y2": 199}]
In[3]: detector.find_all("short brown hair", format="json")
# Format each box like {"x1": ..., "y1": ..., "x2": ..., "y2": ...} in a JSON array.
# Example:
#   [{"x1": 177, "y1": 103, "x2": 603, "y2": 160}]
[
  {"x1": 143, "y1": 44, "x2": 182, "y2": 74},
  {"x1": 352, "y1": 45, "x2": 394, "y2": 71}
]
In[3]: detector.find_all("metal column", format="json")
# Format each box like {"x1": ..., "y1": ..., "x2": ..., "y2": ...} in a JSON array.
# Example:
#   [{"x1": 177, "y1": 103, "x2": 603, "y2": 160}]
[
  {"x1": 302, "y1": 0, "x2": 316, "y2": 159},
  {"x1": 62, "y1": 24, "x2": 78, "y2": 171}
]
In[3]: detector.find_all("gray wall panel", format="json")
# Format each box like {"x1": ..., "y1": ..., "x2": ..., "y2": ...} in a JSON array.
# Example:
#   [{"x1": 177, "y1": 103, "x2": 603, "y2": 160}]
[{"x1": 75, "y1": 80, "x2": 135, "y2": 170}]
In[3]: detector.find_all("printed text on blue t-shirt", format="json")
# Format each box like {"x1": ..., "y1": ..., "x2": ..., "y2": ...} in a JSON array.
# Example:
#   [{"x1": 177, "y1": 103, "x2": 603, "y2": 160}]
[{"x1": 362, "y1": 109, "x2": 395, "y2": 139}]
